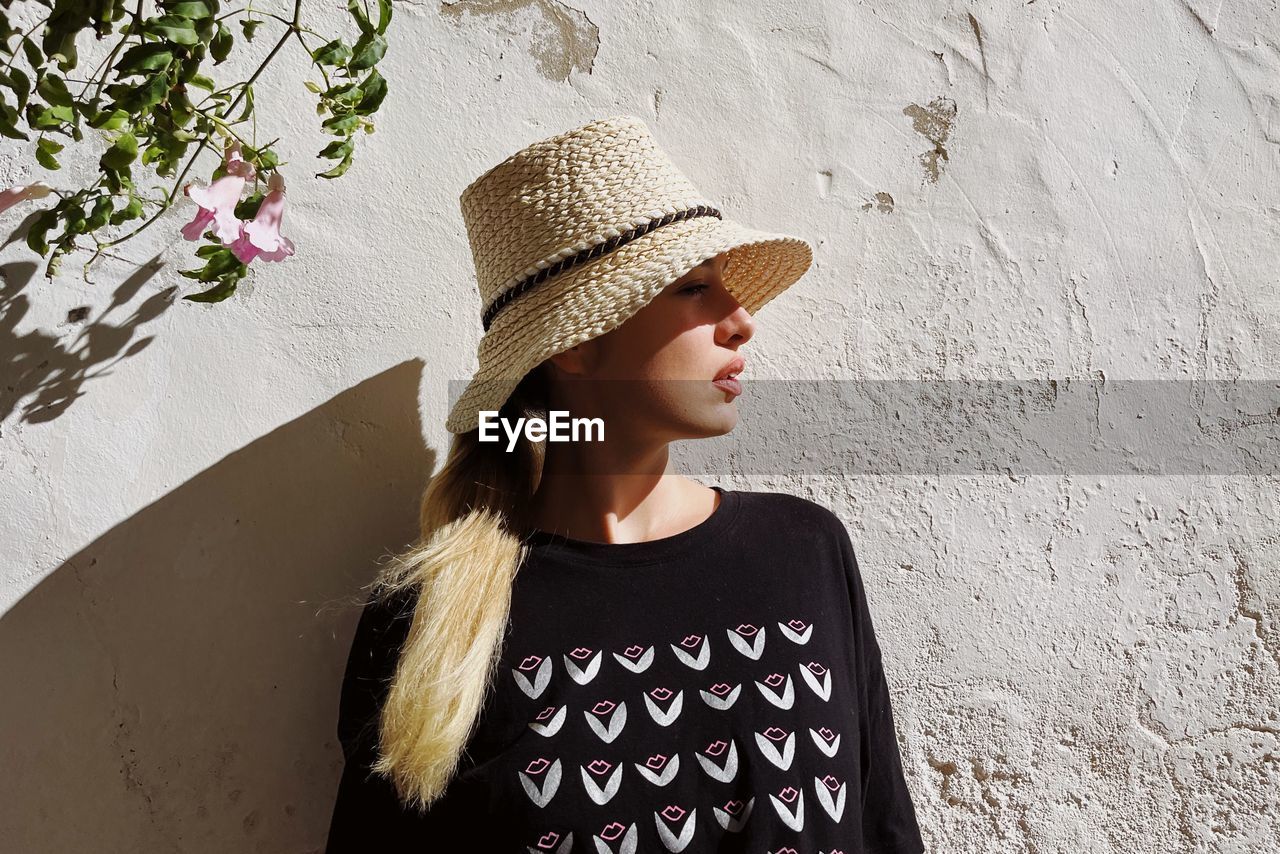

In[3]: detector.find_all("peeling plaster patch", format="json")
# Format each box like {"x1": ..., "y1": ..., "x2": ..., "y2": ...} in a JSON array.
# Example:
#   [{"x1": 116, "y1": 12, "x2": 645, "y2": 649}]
[
  {"x1": 903, "y1": 96, "x2": 957, "y2": 183},
  {"x1": 1065, "y1": 272, "x2": 1095, "y2": 373},
  {"x1": 653, "y1": 87, "x2": 664, "y2": 117},
  {"x1": 861, "y1": 191, "x2": 894, "y2": 213},
  {"x1": 928, "y1": 755, "x2": 963, "y2": 805},
  {"x1": 816, "y1": 169, "x2": 833, "y2": 199},
  {"x1": 1226, "y1": 539, "x2": 1280, "y2": 677},
  {"x1": 440, "y1": 0, "x2": 599, "y2": 83}
]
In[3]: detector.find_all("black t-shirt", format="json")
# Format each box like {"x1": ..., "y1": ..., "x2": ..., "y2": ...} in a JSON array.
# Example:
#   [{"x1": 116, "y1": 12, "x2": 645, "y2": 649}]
[{"x1": 326, "y1": 487, "x2": 925, "y2": 853}]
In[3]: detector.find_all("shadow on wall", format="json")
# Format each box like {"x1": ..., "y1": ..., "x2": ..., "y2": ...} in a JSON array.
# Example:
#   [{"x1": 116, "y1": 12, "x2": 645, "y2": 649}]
[
  {"x1": 0, "y1": 360, "x2": 437, "y2": 854},
  {"x1": 1, "y1": 258, "x2": 174, "y2": 427}
]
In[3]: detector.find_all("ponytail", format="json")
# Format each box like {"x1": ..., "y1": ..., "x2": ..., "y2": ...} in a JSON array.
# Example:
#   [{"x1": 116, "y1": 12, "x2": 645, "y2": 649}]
[{"x1": 366, "y1": 366, "x2": 548, "y2": 811}]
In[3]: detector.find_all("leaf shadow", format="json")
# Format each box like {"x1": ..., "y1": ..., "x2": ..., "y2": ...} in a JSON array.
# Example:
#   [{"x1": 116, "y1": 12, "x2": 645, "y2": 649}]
[{"x1": 0, "y1": 253, "x2": 172, "y2": 427}]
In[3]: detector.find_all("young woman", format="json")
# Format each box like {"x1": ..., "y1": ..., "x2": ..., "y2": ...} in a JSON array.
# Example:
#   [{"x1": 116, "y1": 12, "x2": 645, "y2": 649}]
[{"x1": 325, "y1": 116, "x2": 925, "y2": 853}]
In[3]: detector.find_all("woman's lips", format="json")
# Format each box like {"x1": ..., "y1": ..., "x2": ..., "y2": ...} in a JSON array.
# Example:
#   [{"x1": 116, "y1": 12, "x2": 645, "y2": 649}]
[{"x1": 712, "y1": 376, "x2": 742, "y2": 395}]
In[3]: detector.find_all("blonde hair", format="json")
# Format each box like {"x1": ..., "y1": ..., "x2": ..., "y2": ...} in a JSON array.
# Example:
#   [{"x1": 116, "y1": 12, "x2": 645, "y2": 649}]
[{"x1": 365, "y1": 365, "x2": 549, "y2": 812}]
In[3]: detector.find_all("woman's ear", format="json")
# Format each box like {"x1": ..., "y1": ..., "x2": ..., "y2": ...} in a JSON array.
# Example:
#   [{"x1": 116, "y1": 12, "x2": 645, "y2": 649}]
[{"x1": 546, "y1": 341, "x2": 595, "y2": 377}]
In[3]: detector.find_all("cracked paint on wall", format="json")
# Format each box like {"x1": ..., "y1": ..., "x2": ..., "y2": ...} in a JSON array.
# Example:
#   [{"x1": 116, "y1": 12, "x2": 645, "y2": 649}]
[
  {"x1": 862, "y1": 191, "x2": 895, "y2": 213},
  {"x1": 440, "y1": 0, "x2": 599, "y2": 82},
  {"x1": 903, "y1": 96, "x2": 957, "y2": 184}
]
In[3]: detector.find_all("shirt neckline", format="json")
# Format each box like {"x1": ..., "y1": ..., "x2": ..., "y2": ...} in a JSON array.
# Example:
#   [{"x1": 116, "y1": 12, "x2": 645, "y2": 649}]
[{"x1": 523, "y1": 486, "x2": 740, "y2": 567}]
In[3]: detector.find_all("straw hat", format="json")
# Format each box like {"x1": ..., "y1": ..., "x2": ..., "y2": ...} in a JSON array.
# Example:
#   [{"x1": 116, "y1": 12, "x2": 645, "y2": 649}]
[{"x1": 444, "y1": 114, "x2": 813, "y2": 435}]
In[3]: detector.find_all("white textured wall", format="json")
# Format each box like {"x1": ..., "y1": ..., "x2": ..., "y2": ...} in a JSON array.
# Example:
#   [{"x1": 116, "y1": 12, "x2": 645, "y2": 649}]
[{"x1": 2, "y1": 1, "x2": 1277, "y2": 851}]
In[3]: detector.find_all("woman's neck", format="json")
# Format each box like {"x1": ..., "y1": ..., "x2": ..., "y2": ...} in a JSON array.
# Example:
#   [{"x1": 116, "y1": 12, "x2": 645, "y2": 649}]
[{"x1": 526, "y1": 460, "x2": 717, "y2": 545}]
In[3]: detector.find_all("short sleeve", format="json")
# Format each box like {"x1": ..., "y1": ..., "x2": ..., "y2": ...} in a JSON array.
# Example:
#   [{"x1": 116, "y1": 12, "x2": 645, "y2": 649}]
[{"x1": 834, "y1": 524, "x2": 927, "y2": 854}]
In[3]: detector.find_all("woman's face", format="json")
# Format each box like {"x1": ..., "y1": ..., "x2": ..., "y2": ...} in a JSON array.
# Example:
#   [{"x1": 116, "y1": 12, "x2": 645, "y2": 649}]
[{"x1": 545, "y1": 252, "x2": 755, "y2": 444}]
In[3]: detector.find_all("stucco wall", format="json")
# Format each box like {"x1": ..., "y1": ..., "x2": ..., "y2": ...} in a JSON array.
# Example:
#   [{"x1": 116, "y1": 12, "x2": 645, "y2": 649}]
[{"x1": 2, "y1": 1, "x2": 1277, "y2": 851}]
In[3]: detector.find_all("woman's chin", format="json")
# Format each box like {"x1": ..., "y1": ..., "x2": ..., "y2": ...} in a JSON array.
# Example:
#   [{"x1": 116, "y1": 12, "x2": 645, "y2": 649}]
[{"x1": 681, "y1": 403, "x2": 740, "y2": 439}]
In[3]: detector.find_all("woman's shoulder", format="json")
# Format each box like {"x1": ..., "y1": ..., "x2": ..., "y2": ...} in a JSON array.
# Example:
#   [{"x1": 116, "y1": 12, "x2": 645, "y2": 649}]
[
  {"x1": 727, "y1": 487, "x2": 848, "y2": 540},
  {"x1": 334, "y1": 584, "x2": 420, "y2": 761}
]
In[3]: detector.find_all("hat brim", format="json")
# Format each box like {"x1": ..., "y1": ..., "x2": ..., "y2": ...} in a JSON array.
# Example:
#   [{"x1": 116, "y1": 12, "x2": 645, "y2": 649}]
[{"x1": 444, "y1": 215, "x2": 813, "y2": 434}]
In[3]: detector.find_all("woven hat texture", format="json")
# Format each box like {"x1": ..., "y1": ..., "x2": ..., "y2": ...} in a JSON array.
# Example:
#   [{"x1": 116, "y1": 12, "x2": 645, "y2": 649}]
[{"x1": 445, "y1": 114, "x2": 813, "y2": 434}]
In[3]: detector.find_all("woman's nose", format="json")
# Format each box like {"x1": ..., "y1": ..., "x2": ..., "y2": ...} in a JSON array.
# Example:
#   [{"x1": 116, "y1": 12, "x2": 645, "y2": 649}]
[{"x1": 719, "y1": 301, "x2": 755, "y2": 344}]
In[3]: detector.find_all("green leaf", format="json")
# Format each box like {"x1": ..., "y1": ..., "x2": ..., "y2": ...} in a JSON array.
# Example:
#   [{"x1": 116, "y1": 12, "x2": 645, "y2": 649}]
[
  {"x1": 333, "y1": 84, "x2": 364, "y2": 106},
  {"x1": 170, "y1": 87, "x2": 195, "y2": 125},
  {"x1": 240, "y1": 19, "x2": 261, "y2": 41},
  {"x1": 348, "y1": 0, "x2": 374, "y2": 35},
  {"x1": 188, "y1": 248, "x2": 244, "y2": 281},
  {"x1": 233, "y1": 190, "x2": 264, "y2": 220},
  {"x1": 0, "y1": 99, "x2": 29, "y2": 141},
  {"x1": 166, "y1": 1, "x2": 217, "y2": 18},
  {"x1": 36, "y1": 75, "x2": 73, "y2": 107},
  {"x1": 49, "y1": 28, "x2": 81, "y2": 72},
  {"x1": 211, "y1": 22, "x2": 233, "y2": 63},
  {"x1": 45, "y1": 248, "x2": 65, "y2": 280},
  {"x1": 233, "y1": 82, "x2": 254, "y2": 122},
  {"x1": 376, "y1": 0, "x2": 393, "y2": 33},
  {"x1": 100, "y1": 131, "x2": 139, "y2": 171},
  {"x1": 319, "y1": 137, "x2": 354, "y2": 159},
  {"x1": 35, "y1": 144, "x2": 60, "y2": 170},
  {"x1": 103, "y1": 166, "x2": 131, "y2": 195},
  {"x1": 85, "y1": 196, "x2": 114, "y2": 230},
  {"x1": 37, "y1": 136, "x2": 64, "y2": 154},
  {"x1": 180, "y1": 246, "x2": 248, "y2": 301},
  {"x1": 5, "y1": 67, "x2": 31, "y2": 111},
  {"x1": 144, "y1": 15, "x2": 200, "y2": 46},
  {"x1": 242, "y1": 144, "x2": 278, "y2": 170},
  {"x1": 356, "y1": 68, "x2": 387, "y2": 113},
  {"x1": 29, "y1": 104, "x2": 74, "y2": 129},
  {"x1": 115, "y1": 43, "x2": 174, "y2": 76},
  {"x1": 178, "y1": 55, "x2": 202, "y2": 82},
  {"x1": 188, "y1": 74, "x2": 217, "y2": 91},
  {"x1": 61, "y1": 208, "x2": 86, "y2": 237},
  {"x1": 311, "y1": 38, "x2": 351, "y2": 67},
  {"x1": 21, "y1": 37, "x2": 43, "y2": 72},
  {"x1": 316, "y1": 153, "x2": 353, "y2": 179},
  {"x1": 26, "y1": 208, "x2": 60, "y2": 256},
  {"x1": 109, "y1": 195, "x2": 144, "y2": 225},
  {"x1": 88, "y1": 107, "x2": 130, "y2": 130},
  {"x1": 321, "y1": 112, "x2": 360, "y2": 133},
  {"x1": 0, "y1": 121, "x2": 29, "y2": 141},
  {"x1": 124, "y1": 71, "x2": 170, "y2": 112},
  {"x1": 183, "y1": 278, "x2": 240, "y2": 302},
  {"x1": 349, "y1": 33, "x2": 386, "y2": 70}
]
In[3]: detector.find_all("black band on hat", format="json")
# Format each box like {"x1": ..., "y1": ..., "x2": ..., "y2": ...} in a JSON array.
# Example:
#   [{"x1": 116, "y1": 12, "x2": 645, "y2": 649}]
[{"x1": 480, "y1": 204, "x2": 723, "y2": 332}]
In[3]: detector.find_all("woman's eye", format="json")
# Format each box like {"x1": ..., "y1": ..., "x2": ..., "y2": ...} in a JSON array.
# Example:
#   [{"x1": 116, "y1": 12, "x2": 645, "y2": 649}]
[{"x1": 681, "y1": 283, "x2": 709, "y2": 295}]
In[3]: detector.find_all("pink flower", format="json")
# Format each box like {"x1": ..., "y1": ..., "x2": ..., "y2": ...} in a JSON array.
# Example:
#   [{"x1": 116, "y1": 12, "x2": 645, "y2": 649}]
[
  {"x1": 0, "y1": 181, "x2": 54, "y2": 214},
  {"x1": 230, "y1": 171, "x2": 295, "y2": 264},
  {"x1": 181, "y1": 138, "x2": 256, "y2": 244}
]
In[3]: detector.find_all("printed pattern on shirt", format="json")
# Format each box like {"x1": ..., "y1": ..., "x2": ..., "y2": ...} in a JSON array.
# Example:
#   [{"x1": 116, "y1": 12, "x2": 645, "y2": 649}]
[{"x1": 506, "y1": 614, "x2": 855, "y2": 854}]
